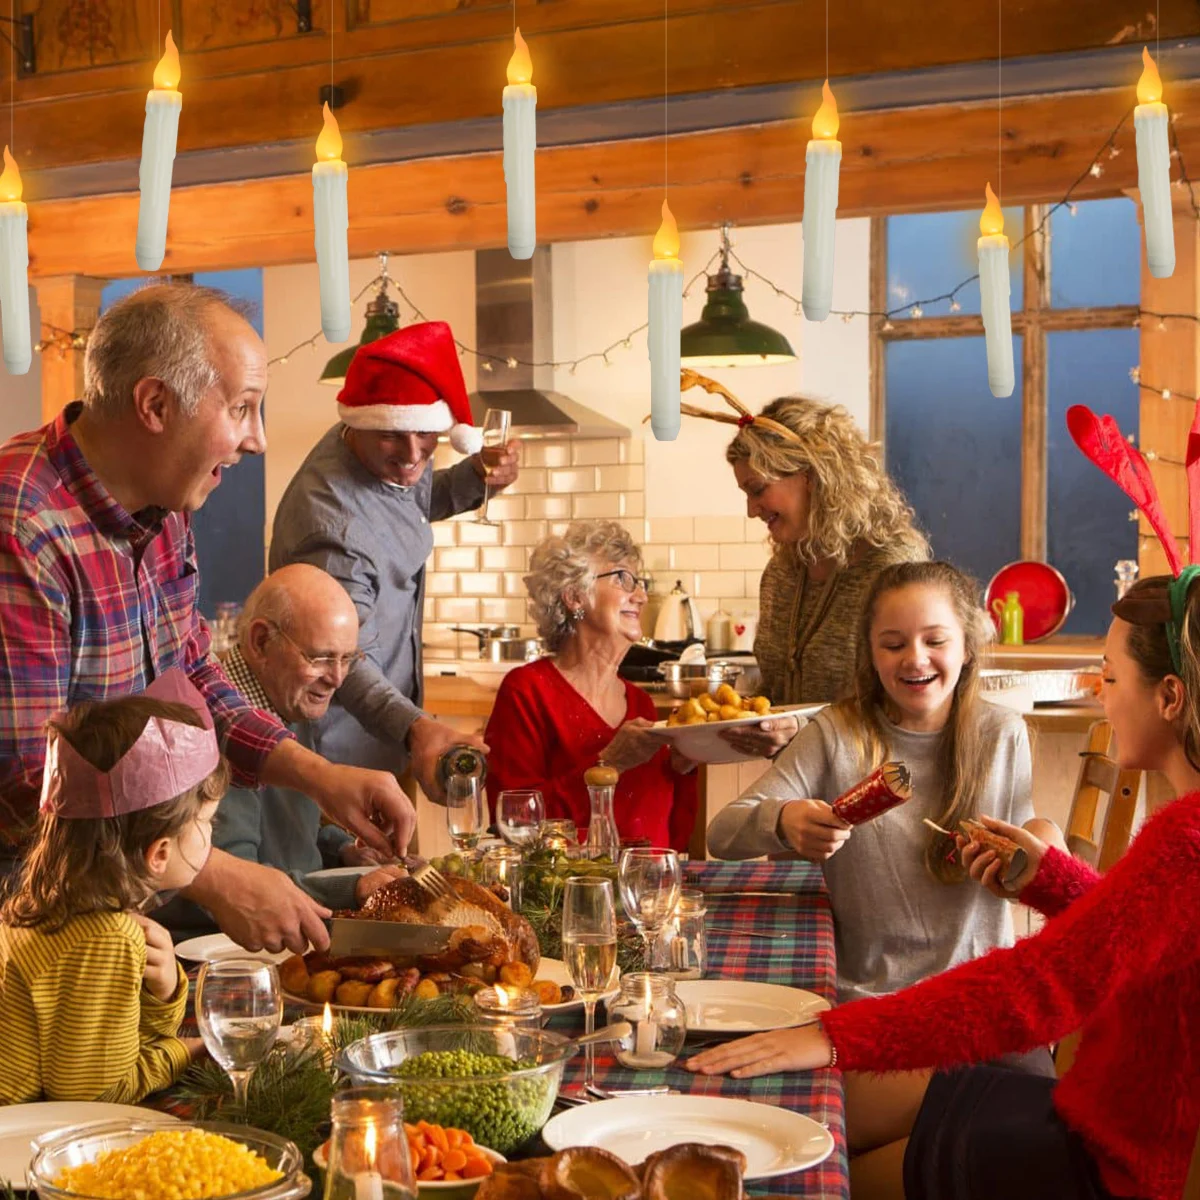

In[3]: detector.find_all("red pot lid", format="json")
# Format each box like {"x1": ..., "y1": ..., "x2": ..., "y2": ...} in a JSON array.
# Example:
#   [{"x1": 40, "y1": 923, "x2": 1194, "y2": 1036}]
[{"x1": 985, "y1": 561, "x2": 1074, "y2": 642}]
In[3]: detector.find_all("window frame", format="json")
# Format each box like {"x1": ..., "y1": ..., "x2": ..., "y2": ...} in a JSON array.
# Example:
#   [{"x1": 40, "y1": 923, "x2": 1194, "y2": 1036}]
[{"x1": 869, "y1": 206, "x2": 1140, "y2": 561}]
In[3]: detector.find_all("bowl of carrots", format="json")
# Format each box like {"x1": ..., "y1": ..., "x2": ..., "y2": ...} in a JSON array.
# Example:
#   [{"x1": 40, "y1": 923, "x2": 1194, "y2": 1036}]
[{"x1": 314, "y1": 1121, "x2": 504, "y2": 1198}]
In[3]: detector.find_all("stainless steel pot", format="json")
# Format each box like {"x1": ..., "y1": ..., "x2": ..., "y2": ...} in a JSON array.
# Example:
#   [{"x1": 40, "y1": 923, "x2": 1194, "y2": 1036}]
[
  {"x1": 656, "y1": 659, "x2": 743, "y2": 700},
  {"x1": 451, "y1": 626, "x2": 546, "y2": 663}
]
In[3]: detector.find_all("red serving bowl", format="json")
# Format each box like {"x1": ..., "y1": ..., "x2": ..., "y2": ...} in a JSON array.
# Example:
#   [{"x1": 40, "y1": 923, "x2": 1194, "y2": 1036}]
[{"x1": 985, "y1": 561, "x2": 1074, "y2": 642}]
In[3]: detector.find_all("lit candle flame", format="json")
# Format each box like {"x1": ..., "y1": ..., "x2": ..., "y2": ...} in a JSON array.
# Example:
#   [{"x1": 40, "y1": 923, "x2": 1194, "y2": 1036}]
[
  {"x1": 494, "y1": 984, "x2": 512, "y2": 1008},
  {"x1": 811, "y1": 80, "x2": 839, "y2": 140},
  {"x1": 1137, "y1": 46, "x2": 1163, "y2": 105},
  {"x1": 652, "y1": 199, "x2": 680, "y2": 260},
  {"x1": 0, "y1": 146, "x2": 22, "y2": 203},
  {"x1": 979, "y1": 182, "x2": 1005, "y2": 237},
  {"x1": 152, "y1": 30, "x2": 180, "y2": 91},
  {"x1": 315, "y1": 102, "x2": 343, "y2": 162},
  {"x1": 363, "y1": 1121, "x2": 377, "y2": 1168},
  {"x1": 507, "y1": 28, "x2": 533, "y2": 86},
  {"x1": 321, "y1": 1001, "x2": 333, "y2": 1036}
]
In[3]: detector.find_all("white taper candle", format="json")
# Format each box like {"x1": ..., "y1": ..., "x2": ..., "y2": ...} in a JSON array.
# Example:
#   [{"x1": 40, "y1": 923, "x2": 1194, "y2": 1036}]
[
  {"x1": 977, "y1": 183, "x2": 1014, "y2": 399},
  {"x1": 1134, "y1": 48, "x2": 1175, "y2": 279},
  {"x1": 312, "y1": 103, "x2": 351, "y2": 344},
  {"x1": 802, "y1": 81, "x2": 842, "y2": 322},
  {"x1": 135, "y1": 32, "x2": 182, "y2": 272},
  {"x1": 0, "y1": 147, "x2": 30, "y2": 375},
  {"x1": 503, "y1": 29, "x2": 537, "y2": 261},
  {"x1": 648, "y1": 200, "x2": 683, "y2": 442}
]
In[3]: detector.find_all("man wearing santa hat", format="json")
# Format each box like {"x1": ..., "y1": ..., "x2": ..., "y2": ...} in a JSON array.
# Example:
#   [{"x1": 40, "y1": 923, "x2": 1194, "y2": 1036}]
[{"x1": 270, "y1": 321, "x2": 518, "y2": 808}]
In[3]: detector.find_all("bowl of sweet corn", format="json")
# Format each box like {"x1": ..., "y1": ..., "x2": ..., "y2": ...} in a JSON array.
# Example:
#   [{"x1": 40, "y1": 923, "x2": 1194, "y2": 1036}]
[{"x1": 27, "y1": 1120, "x2": 311, "y2": 1199}]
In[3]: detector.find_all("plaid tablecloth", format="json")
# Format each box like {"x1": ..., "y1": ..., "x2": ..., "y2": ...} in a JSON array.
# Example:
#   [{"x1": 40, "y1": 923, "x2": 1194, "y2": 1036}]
[{"x1": 546, "y1": 860, "x2": 848, "y2": 1200}]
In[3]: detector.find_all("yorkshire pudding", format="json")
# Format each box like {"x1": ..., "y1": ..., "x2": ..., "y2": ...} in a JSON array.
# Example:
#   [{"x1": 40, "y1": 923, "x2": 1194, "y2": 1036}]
[
  {"x1": 539, "y1": 1148, "x2": 642, "y2": 1200},
  {"x1": 640, "y1": 1143, "x2": 746, "y2": 1200}
]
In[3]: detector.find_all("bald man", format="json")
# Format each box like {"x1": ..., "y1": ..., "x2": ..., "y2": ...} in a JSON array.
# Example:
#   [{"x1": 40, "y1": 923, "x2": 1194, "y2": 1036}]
[{"x1": 160, "y1": 564, "x2": 400, "y2": 937}]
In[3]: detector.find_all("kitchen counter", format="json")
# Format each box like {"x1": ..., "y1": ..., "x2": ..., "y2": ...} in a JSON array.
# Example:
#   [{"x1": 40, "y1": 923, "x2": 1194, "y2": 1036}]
[
  {"x1": 984, "y1": 637, "x2": 1104, "y2": 670},
  {"x1": 423, "y1": 671, "x2": 678, "y2": 719}
]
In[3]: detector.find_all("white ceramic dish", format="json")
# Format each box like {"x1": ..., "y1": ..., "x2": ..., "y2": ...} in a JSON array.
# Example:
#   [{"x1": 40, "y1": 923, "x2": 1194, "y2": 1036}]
[
  {"x1": 312, "y1": 1140, "x2": 505, "y2": 1197},
  {"x1": 173, "y1": 932, "x2": 292, "y2": 965},
  {"x1": 644, "y1": 704, "x2": 825, "y2": 764},
  {"x1": 0, "y1": 1103, "x2": 180, "y2": 1187},
  {"x1": 674, "y1": 979, "x2": 831, "y2": 1034},
  {"x1": 542, "y1": 1095, "x2": 834, "y2": 1180}
]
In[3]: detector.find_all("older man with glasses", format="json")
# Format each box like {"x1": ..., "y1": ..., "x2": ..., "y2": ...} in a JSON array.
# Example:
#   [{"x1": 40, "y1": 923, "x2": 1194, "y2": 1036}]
[{"x1": 160, "y1": 563, "x2": 403, "y2": 938}]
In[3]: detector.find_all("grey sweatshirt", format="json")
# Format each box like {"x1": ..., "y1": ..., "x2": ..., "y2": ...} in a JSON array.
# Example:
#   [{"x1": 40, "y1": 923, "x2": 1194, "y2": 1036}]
[{"x1": 707, "y1": 704, "x2": 1033, "y2": 1002}]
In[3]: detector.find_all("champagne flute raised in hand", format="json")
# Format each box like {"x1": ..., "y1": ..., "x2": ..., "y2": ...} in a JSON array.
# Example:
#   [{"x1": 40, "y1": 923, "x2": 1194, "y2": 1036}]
[
  {"x1": 473, "y1": 408, "x2": 512, "y2": 526},
  {"x1": 561, "y1": 876, "x2": 617, "y2": 1093},
  {"x1": 619, "y1": 847, "x2": 682, "y2": 960},
  {"x1": 195, "y1": 958, "x2": 283, "y2": 1109}
]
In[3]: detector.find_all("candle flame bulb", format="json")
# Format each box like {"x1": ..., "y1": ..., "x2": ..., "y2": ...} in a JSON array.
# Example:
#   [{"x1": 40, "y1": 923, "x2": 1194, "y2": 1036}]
[
  {"x1": 980, "y1": 183, "x2": 1005, "y2": 237},
  {"x1": 321, "y1": 1001, "x2": 333, "y2": 1036},
  {"x1": 363, "y1": 1121, "x2": 377, "y2": 1166},
  {"x1": 152, "y1": 30, "x2": 180, "y2": 91},
  {"x1": 0, "y1": 147, "x2": 21, "y2": 202},
  {"x1": 315, "y1": 102, "x2": 343, "y2": 161},
  {"x1": 507, "y1": 28, "x2": 533, "y2": 86},
  {"x1": 652, "y1": 199, "x2": 680, "y2": 260},
  {"x1": 1137, "y1": 46, "x2": 1163, "y2": 105},
  {"x1": 811, "y1": 80, "x2": 840, "y2": 140}
]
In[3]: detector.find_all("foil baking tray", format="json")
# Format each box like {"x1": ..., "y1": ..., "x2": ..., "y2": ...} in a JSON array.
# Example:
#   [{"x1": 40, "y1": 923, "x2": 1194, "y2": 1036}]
[{"x1": 980, "y1": 668, "x2": 1102, "y2": 705}]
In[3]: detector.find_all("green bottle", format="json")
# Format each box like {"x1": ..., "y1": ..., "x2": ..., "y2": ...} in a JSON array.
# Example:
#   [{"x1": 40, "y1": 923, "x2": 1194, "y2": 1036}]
[{"x1": 991, "y1": 591, "x2": 1025, "y2": 645}]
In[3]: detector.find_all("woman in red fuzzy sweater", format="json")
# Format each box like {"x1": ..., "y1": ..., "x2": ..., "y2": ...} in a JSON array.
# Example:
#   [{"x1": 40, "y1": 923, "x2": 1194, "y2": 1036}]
[{"x1": 689, "y1": 573, "x2": 1200, "y2": 1200}]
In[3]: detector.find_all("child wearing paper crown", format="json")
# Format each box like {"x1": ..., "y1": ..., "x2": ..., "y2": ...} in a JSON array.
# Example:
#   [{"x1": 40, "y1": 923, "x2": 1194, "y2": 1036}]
[{"x1": 0, "y1": 670, "x2": 227, "y2": 1103}]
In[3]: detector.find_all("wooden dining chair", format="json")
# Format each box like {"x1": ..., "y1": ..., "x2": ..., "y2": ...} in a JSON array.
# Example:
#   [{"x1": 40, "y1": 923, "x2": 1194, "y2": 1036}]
[
  {"x1": 1064, "y1": 719, "x2": 1142, "y2": 873},
  {"x1": 1186, "y1": 1123, "x2": 1200, "y2": 1200}
]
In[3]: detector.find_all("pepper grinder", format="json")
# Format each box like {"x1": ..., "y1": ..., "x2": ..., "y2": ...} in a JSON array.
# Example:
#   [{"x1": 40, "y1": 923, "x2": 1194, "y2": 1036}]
[{"x1": 583, "y1": 764, "x2": 621, "y2": 862}]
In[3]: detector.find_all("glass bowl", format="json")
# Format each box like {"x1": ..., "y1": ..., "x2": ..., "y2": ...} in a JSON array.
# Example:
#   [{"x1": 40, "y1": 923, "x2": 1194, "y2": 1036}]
[
  {"x1": 335, "y1": 1024, "x2": 571, "y2": 1155},
  {"x1": 27, "y1": 1119, "x2": 311, "y2": 1199}
]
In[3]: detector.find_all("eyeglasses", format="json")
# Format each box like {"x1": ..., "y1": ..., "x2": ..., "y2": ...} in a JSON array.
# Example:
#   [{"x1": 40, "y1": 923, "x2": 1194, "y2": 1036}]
[
  {"x1": 595, "y1": 569, "x2": 650, "y2": 595},
  {"x1": 268, "y1": 623, "x2": 366, "y2": 672}
]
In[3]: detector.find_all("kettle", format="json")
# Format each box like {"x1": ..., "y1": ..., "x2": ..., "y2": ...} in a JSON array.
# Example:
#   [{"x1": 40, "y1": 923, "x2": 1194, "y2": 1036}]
[{"x1": 654, "y1": 580, "x2": 703, "y2": 645}]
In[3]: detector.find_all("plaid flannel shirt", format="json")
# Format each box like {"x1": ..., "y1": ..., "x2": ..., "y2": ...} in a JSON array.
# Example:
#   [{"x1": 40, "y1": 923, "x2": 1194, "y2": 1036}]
[{"x1": 0, "y1": 403, "x2": 292, "y2": 849}]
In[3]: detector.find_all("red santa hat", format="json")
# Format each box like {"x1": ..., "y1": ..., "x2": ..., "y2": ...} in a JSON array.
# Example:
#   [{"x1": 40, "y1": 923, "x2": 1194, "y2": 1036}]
[{"x1": 337, "y1": 321, "x2": 483, "y2": 455}]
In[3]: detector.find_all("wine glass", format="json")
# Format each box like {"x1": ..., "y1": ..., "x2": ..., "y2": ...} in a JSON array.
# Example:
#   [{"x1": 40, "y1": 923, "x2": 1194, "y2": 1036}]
[
  {"x1": 195, "y1": 958, "x2": 283, "y2": 1109},
  {"x1": 618, "y1": 847, "x2": 682, "y2": 961},
  {"x1": 446, "y1": 774, "x2": 488, "y2": 855},
  {"x1": 561, "y1": 876, "x2": 617, "y2": 1094},
  {"x1": 496, "y1": 789, "x2": 545, "y2": 849},
  {"x1": 473, "y1": 408, "x2": 512, "y2": 526}
]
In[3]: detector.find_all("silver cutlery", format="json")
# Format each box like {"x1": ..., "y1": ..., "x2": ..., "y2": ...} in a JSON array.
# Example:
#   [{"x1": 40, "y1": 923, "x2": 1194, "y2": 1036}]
[
  {"x1": 707, "y1": 926, "x2": 793, "y2": 940},
  {"x1": 586, "y1": 1083, "x2": 677, "y2": 1099}
]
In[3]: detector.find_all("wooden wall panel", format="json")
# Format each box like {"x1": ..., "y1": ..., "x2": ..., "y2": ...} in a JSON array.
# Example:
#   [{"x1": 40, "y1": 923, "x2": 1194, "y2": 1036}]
[
  {"x1": 27, "y1": 0, "x2": 158, "y2": 74},
  {"x1": 180, "y1": 0, "x2": 297, "y2": 52}
]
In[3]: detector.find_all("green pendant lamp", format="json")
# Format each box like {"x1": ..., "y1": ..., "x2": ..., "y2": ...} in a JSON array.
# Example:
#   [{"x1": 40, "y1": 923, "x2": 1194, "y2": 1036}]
[
  {"x1": 319, "y1": 252, "x2": 401, "y2": 385},
  {"x1": 680, "y1": 224, "x2": 796, "y2": 368}
]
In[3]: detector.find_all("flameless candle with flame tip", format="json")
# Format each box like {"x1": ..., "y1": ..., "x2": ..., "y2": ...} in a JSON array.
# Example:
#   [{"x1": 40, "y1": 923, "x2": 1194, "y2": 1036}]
[
  {"x1": 0, "y1": 147, "x2": 31, "y2": 375},
  {"x1": 977, "y1": 184, "x2": 1014, "y2": 399},
  {"x1": 291, "y1": 1000, "x2": 335, "y2": 1066},
  {"x1": 313, "y1": 103, "x2": 352, "y2": 343},
  {"x1": 503, "y1": 29, "x2": 537, "y2": 260},
  {"x1": 356, "y1": 1122, "x2": 384, "y2": 1200},
  {"x1": 802, "y1": 81, "x2": 842, "y2": 322},
  {"x1": 648, "y1": 200, "x2": 683, "y2": 441},
  {"x1": 136, "y1": 32, "x2": 182, "y2": 272},
  {"x1": 1134, "y1": 47, "x2": 1175, "y2": 279}
]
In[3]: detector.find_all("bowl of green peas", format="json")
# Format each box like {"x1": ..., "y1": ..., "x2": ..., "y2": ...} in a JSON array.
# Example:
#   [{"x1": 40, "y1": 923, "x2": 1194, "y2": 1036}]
[{"x1": 335, "y1": 1026, "x2": 571, "y2": 1156}]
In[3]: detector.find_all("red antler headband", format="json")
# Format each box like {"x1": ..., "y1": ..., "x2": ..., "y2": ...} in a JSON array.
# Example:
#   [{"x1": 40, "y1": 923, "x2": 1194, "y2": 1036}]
[{"x1": 673, "y1": 369, "x2": 805, "y2": 444}]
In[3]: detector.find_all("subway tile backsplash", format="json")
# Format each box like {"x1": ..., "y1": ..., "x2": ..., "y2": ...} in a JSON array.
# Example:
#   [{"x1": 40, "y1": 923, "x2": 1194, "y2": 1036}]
[{"x1": 423, "y1": 436, "x2": 767, "y2": 658}]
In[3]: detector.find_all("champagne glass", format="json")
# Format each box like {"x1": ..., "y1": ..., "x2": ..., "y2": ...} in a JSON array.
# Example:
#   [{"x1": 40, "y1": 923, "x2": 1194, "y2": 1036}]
[
  {"x1": 618, "y1": 847, "x2": 682, "y2": 961},
  {"x1": 446, "y1": 774, "x2": 487, "y2": 855},
  {"x1": 561, "y1": 876, "x2": 617, "y2": 1094},
  {"x1": 195, "y1": 958, "x2": 283, "y2": 1109},
  {"x1": 473, "y1": 408, "x2": 512, "y2": 526},
  {"x1": 496, "y1": 789, "x2": 545, "y2": 849}
]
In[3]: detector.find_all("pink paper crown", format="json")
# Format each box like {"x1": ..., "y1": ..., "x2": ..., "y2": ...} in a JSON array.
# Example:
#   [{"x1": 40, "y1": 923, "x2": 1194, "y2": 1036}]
[{"x1": 39, "y1": 669, "x2": 221, "y2": 821}]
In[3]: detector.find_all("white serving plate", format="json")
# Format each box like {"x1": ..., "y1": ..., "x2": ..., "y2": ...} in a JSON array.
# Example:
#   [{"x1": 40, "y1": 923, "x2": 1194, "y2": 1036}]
[
  {"x1": 542, "y1": 1095, "x2": 834, "y2": 1180},
  {"x1": 644, "y1": 704, "x2": 825, "y2": 764},
  {"x1": 0, "y1": 1103, "x2": 180, "y2": 1188},
  {"x1": 173, "y1": 932, "x2": 292, "y2": 965},
  {"x1": 674, "y1": 979, "x2": 830, "y2": 1034}
]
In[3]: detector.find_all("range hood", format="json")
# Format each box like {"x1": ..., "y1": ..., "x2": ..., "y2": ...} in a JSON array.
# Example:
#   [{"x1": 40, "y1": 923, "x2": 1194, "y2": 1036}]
[{"x1": 468, "y1": 248, "x2": 629, "y2": 439}]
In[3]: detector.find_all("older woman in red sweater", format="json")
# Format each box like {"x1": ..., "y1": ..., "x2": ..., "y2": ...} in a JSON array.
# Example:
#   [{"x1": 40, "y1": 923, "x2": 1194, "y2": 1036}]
[
  {"x1": 689, "y1": 572, "x2": 1200, "y2": 1200},
  {"x1": 485, "y1": 520, "x2": 698, "y2": 851}
]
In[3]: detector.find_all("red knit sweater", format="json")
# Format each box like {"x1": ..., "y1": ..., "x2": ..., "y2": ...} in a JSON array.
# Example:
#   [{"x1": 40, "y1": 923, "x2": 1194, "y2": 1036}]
[
  {"x1": 821, "y1": 793, "x2": 1200, "y2": 1200},
  {"x1": 484, "y1": 658, "x2": 697, "y2": 852}
]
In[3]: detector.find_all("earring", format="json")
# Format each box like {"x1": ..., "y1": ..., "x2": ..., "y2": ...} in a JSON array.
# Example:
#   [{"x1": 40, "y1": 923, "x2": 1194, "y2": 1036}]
[{"x1": 572, "y1": 607, "x2": 585, "y2": 620}]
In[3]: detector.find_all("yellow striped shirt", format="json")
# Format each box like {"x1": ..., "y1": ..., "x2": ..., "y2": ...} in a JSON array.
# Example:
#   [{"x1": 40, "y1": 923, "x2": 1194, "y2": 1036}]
[{"x1": 0, "y1": 909, "x2": 190, "y2": 1104}]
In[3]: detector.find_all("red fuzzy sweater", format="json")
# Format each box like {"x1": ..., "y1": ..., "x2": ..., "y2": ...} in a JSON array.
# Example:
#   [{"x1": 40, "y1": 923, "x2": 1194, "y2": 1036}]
[{"x1": 821, "y1": 793, "x2": 1200, "y2": 1200}]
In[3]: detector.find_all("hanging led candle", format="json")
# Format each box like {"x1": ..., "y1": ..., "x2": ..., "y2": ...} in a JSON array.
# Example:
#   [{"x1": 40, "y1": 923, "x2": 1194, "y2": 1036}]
[
  {"x1": 312, "y1": 102, "x2": 351, "y2": 343},
  {"x1": 1134, "y1": 46, "x2": 1175, "y2": 279},
  {"x1": 0, "y1": 147, "x2": 30, "y2": 375},
  {"x1": 802, "y1": 80, "x2": 842, "y2": 322},
  {"x1": 648, "y1": 199, "x2": 683, "y2": 441},
  {"x1": 503, "y1": 28, "x2": 537, "y2": 260},
  {"x1": 977, "y1": 183, "x2": 1014, "y2": 399},
  {"x1": 136, "y1": 31, "x2": 182, "y2": 272}
]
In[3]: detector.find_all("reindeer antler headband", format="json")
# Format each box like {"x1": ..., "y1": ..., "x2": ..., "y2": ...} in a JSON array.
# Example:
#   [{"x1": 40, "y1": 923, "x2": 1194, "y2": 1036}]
[
  {"x1": 673, "y1": 369, "x2": 804, "y2": 444},
  {"x1": 1068, "y1": 402, "x2": 1200, "y2": 673}
]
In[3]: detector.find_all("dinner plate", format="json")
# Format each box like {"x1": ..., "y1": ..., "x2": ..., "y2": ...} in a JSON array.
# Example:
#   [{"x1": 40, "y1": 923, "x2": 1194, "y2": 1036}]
[
  {"x1": 0, "y1": 1103, "x2": 180, "y2": 1187},
  {"x1": 312, "y1": 1141, "x2": 506, "y2": 1197},
  {"x1": 173, "y1": 932, "x2": 292, "y2": 965},
  {"x1": 674, "y1": 979, "x2": 830, "y2": 1034},
  {"x1": 302, "y1": 865, "x2": 376, "y2": 884},
  {"x1": 644, "y1": 704, "x2": 825, "y2": 764},
  {"x1": 542, "y1": 1096, "x2": 834, "y2": 1180}
]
